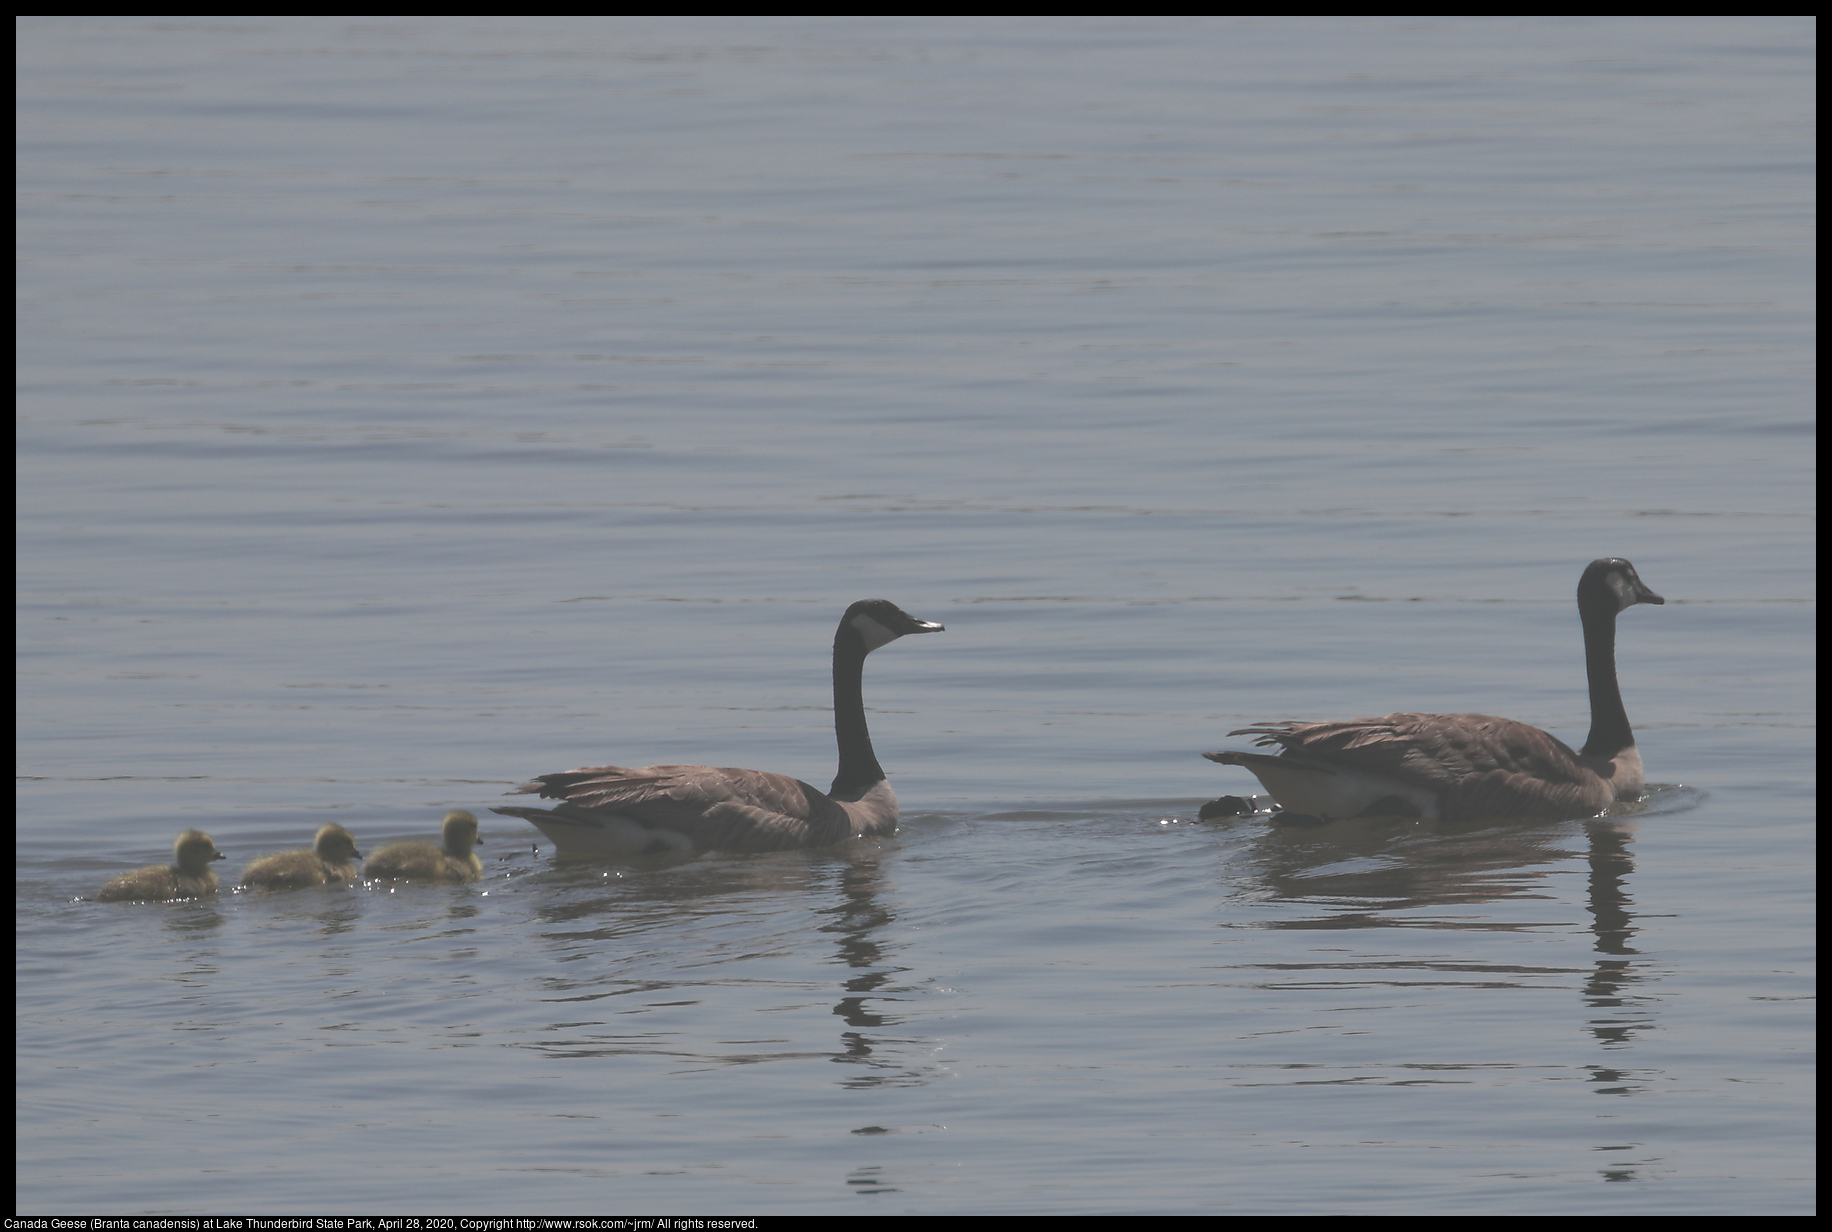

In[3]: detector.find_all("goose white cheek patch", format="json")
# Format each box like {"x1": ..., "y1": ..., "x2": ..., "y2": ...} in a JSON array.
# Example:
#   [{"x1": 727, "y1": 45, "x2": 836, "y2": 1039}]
[{"x1": 850, "y1": 612, "x2": 902, "y2": 651}]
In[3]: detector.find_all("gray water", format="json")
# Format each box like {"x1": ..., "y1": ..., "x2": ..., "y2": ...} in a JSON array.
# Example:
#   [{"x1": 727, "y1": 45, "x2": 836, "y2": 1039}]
[{"x1": 16, "y1": 16, "x2": 1814, "y2": 1214}]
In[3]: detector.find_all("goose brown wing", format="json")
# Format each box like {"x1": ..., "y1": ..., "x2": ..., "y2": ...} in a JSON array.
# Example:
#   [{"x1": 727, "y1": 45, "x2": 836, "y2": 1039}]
[
  {"x1": 1232, "y1": 713, "x2": 1606, "y2": 821},
  {"x1": 511, "y1": 763, "x2": 856, "y2": 852}
]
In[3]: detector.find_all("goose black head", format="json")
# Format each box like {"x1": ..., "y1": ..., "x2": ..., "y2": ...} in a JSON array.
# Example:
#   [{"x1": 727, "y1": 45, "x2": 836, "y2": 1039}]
[
  {"x1": 839, "y1": 599, "x2": 945, "y2": 654},
  {"x1": 1579, "y1": 558, "x2": 1664, "y2": 615}
]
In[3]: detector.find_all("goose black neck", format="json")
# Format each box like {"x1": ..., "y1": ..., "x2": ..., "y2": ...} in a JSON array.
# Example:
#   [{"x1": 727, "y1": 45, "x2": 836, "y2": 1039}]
[
  {"x1": 829, "y1": 626, "x2": 884, "y2": 800},
  {"x1": 1579, "y1": 597, "x2": 1633, "y2": 760}
]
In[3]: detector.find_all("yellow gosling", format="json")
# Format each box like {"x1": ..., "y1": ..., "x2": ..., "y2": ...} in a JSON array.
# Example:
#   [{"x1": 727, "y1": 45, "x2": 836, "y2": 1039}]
[
  {"x1": 239, "y1": 824, "x2": 363, "y2": 891},
  {"x1": 364, "y1": 811, "x2": 483, "y2": 884},
  {"x1": 97, "y1": 830, "x2": 225, "y2": 903}
]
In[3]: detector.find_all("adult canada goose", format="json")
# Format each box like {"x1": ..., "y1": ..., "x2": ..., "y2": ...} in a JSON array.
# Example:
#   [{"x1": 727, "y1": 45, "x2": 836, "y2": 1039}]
[
  {"x1": 1204, "y1": 558, "x2": 1665, "y2": 823},
  {"x1": 96, "y1": 829, "x2": 225, "y2": 902},
  {"x1": 239, "y1": 824, "x2": 363, "y2": 891},
  {"x1": 364, "y1": 811, "x2": 483, "y2": 883},
  {"x1": 494, "y1": 598, "x2": 945, "y2": 856}
]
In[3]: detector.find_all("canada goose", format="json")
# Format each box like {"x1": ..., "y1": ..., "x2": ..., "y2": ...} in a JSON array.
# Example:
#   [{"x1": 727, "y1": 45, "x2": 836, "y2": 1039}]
[
  {"x1": 1204, "y1": 558, "x2": 1665, "y2": 823},
  {"x1": 96, "y1": 829, "x2": 225, "y2": 902},
  {"x1": 239, "y1": 824, "x2": 363, "y2": 891},
  {"x1": 494, "y1": 598, "x2": 945, "y2": 856},
  {"x1": 364, "y1": 811, "x2": 483, "y2": 883}
]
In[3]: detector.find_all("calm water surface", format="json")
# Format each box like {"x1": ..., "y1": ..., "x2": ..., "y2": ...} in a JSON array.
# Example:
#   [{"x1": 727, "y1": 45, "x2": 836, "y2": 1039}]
[{"x1": 16, "y1": 16, "x2": 1814, "y2": 1214}]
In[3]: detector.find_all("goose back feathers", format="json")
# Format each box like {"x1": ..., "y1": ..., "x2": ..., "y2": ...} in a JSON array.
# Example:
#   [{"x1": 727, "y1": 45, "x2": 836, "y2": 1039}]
[
  {"x1": 1204, "y1": 558, "x2": 1664, "y2": 822},
  {"x1": 495, "y1": 599, "x2": 943, "y2": 856}
]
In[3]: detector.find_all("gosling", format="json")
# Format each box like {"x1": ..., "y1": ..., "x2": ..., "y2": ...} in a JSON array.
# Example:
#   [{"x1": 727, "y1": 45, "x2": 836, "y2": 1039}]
[
  {"x1": 97, "y1": 830, "x2": 225, "y2": 902},
  {"x1": 364, "y1": 811, "x2": 483, "y2": 884},
  {"x1": 239, "y1": 824, "x2": 363, "y2": 891}
]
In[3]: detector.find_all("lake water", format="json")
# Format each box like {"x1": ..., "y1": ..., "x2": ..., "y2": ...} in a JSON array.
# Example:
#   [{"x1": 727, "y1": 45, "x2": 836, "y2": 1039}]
[{"x1": 16, "y1": 16, "x2": 1815, "y2": 1215}]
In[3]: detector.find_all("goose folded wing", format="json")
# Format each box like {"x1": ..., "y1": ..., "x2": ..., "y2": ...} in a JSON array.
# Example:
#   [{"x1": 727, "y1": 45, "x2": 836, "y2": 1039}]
[
  {"x1": 1233, "y1": 713, "x2": 1604, "y2": 820},
  {"x1": 516, "y1": 763, "x2": 857, "y2": 851}
]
